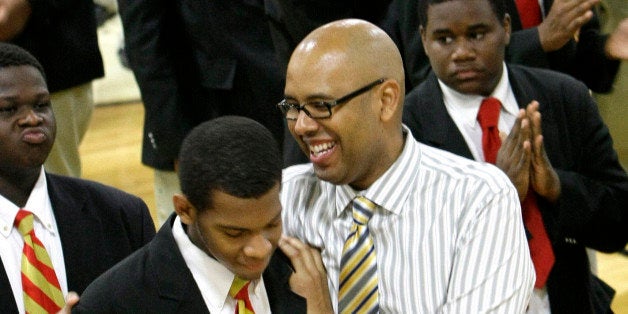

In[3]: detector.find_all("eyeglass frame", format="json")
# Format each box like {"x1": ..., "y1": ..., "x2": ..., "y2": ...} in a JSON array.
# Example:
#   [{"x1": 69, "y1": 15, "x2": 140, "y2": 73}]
[{"x1": 277, "y1": 78, "x2": 386, "y2": 120}]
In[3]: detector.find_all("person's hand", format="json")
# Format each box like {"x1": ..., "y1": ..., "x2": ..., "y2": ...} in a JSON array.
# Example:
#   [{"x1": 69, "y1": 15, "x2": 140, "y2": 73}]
[
  {"x1": 0, "y1": 0, "x2": 32, "y2": 40},
  {"x1": 496, "y1": 108, "x2": 532, "y2": 202},
  {"x1": 537, "y1": 0, "x2": 600, "y2": 52},
  {"x1": 56, "y1": 291, "x2": 80, "y2": 314},
  {"x1": 526, "y1": 102, "x2": 561, "y2": 203},
  {"x1": 279, "y1": 235, "x2": 333, "y2": 314},
  {"x1": 605, "y1": 18, "x2": 628, "y2": 60}
]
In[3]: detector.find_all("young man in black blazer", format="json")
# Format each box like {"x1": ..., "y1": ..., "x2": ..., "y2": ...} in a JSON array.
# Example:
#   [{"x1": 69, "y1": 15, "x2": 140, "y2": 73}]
[
  {"x1": 73, "y1": 116, "x2": 332, "y2": 313},
  {"x1": 402, "y1": 0, "x2": 628, "y2": 312},
  {"x1": 0, "y1": 42, "x2": 155, "y2": 313}
]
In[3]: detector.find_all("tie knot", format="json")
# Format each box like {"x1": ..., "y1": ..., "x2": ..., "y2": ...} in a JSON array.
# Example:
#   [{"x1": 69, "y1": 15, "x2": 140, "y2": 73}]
[
  {"x1": 477, "y1": 97, "x2": 501, "y2": 129},
  {"x1": 14, "y1": 209, "x2": 34, "y2": 237},
  {"x1": 352, "y1": 196, "x2": 376, "y2": 225},
  {"x1": 229, "y1": 276, "x2": 251, "y2": 299}
]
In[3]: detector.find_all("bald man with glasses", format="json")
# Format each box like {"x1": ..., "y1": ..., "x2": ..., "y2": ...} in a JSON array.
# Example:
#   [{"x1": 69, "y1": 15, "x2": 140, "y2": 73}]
[{"x1": 277, "y1": 19, "x2": 534, "y2": 313}]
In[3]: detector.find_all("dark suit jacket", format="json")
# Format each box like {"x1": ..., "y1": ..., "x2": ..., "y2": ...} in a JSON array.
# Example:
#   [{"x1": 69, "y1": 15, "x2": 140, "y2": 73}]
[
  {"x1": 9, "y1": 0, "x2": 104, "y2": 92},
  {"x1": 0, "y1": 173, "x2": 156, "y2": 313},
  {"x1": 382, "y1": 0, "x2": 620, "y2": 93},
  {"x1": 402, "y1": 65, "x2": 628, "y2": 313},
  {"x1": 73, "y1": 214, "x2": 307, "y2": 313},
  {"x1": 118, "y1": 0, "x2": 285, "y2": 170}
]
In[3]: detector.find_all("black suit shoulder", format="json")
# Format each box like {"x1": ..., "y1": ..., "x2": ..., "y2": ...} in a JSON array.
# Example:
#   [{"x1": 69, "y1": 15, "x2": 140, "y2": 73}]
[
  {"x1": 74, "y1": 215, "x2": 307, "y2": 313},
  {"x1": 46, "y1": 173, "x2": 156, "y2": 294}
]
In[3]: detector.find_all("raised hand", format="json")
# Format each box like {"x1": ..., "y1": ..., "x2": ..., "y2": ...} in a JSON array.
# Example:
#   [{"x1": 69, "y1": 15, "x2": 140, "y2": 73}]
[
  {"x1": 497, "y1": 108, "x2": 532, "y2": 202},
  {"x1": 279, "y1": 235, "x2": 333, "y2": 314},
  {"x1": 537, "y1": 0, "x2": 600, "y2": 51},
  {"x1": 605, "y1": 18, "x2": 628, "y2": 60},
  {"x1": 526, "y1": 101, "x2": 561, "y2": 203}
]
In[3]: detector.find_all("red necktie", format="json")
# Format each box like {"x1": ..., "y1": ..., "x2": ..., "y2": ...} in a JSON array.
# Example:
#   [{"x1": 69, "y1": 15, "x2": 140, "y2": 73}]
[
  {"x1": 515, "y1": 0, "x2": 543, "y2": 29},
  {"x1": 477, "y1": 97, "x2": 554, "y2": 288},
  {"x1": 477, "y1": 97, "x2": 502, "y2": 164}
]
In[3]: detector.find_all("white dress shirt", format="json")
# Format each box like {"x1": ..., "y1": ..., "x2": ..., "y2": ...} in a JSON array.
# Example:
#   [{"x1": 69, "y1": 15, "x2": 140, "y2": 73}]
[
  {"x1": 440, "y1": 63, "x2": 520, "y2": 163},
  {"x1": 0, "y1": 167, "x2": 67, "y2": 314},
  {"x1": 171, "y1": 215, "x2": 272, "y2": 314},
  {"x1": 439, "y1": 62, "x2": 550, "y2": 313},
  {"x1": 281, "y1": 128, "x2": 535, "y2": 313}
]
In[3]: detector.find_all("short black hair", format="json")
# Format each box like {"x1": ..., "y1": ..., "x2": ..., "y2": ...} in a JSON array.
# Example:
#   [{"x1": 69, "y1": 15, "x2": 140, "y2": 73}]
[
  {"x1": 0, "y1": 42, "x2": 46, "y2": 80},
  {"x1": 178, "y1": 116, "x2": 283, "y2": 211},
  {"x1": 418, "y1": 0, "x2": 506, "y2": 27}
]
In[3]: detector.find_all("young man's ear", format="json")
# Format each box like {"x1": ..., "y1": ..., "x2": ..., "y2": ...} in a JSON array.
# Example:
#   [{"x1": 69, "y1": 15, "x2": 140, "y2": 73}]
[{"x1": 173, "y1": 193, "x2": 195, "y2": 225}]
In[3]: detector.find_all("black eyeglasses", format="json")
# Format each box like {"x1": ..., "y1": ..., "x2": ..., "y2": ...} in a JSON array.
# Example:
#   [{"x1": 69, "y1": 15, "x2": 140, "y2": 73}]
[{"x1": 277, "y1": 78, "x2": 386, "y2": 120}]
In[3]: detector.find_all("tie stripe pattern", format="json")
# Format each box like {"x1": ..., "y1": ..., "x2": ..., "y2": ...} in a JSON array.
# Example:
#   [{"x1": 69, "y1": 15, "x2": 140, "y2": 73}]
[
  {"x1": 14, "y1": 209, "x2": 64, "y2": 313},
  {"x1": 339, "y1": 196, "x2": 379, "y2": 314},
  {"x1": 229, "y1": 277, "x2": 255, "y2": 314}
]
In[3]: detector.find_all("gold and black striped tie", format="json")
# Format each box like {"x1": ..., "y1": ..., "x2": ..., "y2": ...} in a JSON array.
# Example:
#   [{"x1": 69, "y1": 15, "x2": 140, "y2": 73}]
[{"x1": 339, "y1": 196, "x2": 379, "y2": 314}]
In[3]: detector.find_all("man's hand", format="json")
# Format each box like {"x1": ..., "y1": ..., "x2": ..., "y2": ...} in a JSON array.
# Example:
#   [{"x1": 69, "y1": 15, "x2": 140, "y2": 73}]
[
  {"x1": 279, "y1": 235, "x2": 333, "y2": 314},
  {"x1": 0, "y1": 0, "x2": 32, "y2": 40},
  {"x1": 605, "y1": 18, "x2": 628, "y2": 60},
  {"x1": 56, "y1": 291, "x2": 79, "y2": 314},
  {"x1": 496, "y1": 108, "x2": 532, "y2": 202},
  {"x1": 537, "y1": 0, "x2": 600, "y2": 52},
  {"x1": 526, "y1": 102, "x2": 561, "y2": 203}
]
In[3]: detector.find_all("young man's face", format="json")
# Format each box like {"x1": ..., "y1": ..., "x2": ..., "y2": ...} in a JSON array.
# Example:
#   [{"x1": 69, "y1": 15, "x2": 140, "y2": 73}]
[
  {"x1": 0, "y1": 65, "x2": 55, "y2": 174},
  {"x1": 185, "y1": 183, "x2": 282, "y2": 280},
  {"x1": 421, "y1": 0, "x2": 511, "y2": 96}
]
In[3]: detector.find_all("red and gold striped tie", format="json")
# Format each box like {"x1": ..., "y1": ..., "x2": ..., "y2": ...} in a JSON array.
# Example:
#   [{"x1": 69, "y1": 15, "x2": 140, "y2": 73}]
[
  {"x1": 14, "y1": 209, "x2": 64, "y2": 313},
  {"x1": 229, "y1": 277, "x2": 255, "y2": 314}
]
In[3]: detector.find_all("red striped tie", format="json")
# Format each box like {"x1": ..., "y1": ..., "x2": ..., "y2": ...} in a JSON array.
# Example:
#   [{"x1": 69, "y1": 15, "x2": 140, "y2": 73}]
[
  {"x1": 229, "y1": 277, "x2": 255, "y2": 314},
  {"x1": 14, "y1": 209, "x2": 65, "y2": 313},
  {"x1": 477, "y1": 98, "x2": 555, "y2": 288}
]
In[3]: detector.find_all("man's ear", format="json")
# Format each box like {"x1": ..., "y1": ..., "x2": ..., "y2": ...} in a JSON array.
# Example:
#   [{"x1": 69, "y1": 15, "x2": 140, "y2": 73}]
[
  {"x1": 173, "y1": 193, "x2": 195, "y2": 225},
  {"x1": 379, "y1": 79, "x2": 402, "y2": 122},
  {"x1": 420, "y1": 25, "x2": 429, "y2": 57},
  {"x1": 503, "y1": 13, "x2": 512, "y2": 46}
]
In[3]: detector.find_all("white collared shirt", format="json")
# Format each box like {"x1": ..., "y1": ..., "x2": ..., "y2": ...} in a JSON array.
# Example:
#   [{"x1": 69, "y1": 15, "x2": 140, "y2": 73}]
[
  {"x1": 439, "y1": 62, "x2": 520, "y2": 162},
  {"x1": 0, "y1": 167, "x2": 67, "y2": 314},
  {"x1": 281, "y1": 128, "x2": 535, "y2": 313},
  {"x1": 171, "y1": 215, "x2": 272, "y2": 314}
]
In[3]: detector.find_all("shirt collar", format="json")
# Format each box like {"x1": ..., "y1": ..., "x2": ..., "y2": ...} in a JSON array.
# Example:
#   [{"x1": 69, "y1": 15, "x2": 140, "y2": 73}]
[
  {"x1": 0, "y1": 167, "x2": 55, "y2": 237},
  {"x1": 334, "y1": 127, "x2": 421, "y2": 217},
  {"x1": 172, "y1": 216, "x2": 261, "y2": 310},
  {"x1": 438, "y1": 62, "x2": 519, "y2": 127}
]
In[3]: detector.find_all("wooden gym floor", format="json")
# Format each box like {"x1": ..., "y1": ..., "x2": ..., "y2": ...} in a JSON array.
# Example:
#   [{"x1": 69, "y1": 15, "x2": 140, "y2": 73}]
[{"x1": 80, "y1": 102, "x2": 627, "y2": 312}]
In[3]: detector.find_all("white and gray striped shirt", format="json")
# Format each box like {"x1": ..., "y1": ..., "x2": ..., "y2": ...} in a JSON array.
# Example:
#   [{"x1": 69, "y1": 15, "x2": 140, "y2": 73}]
[{"x1": 281, "y1": 128, "x2": 535, "y2": 313}]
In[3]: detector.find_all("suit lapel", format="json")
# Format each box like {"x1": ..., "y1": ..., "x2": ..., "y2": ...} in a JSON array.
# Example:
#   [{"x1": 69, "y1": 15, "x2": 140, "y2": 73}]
[
  {"x1": 419, "y1": 74, "x2": 475, "y2": 159},
  {"x1": 47, "y1": 174, "x2": 109, "y2": 294},
  {"x1": 0, "y1": 258, "x2": 18, "y2": 313},
  {"x1": 149, "y1": 215, "x2": 209, "y2": 313},
  {"x1": 263, "y1": 250, "x2": 306, "y2": 313}
]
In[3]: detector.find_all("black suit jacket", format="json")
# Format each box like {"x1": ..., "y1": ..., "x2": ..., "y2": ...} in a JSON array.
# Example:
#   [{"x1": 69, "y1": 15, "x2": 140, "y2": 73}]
[
  {"x1": 382, "y1": 0, "x2": 620, "y2": 93},
  {"x1": 118, "y1": 0, "x2": 285, "y2": 170},
  {"x1": 0, "y1": 173, "x2": 156, "y2": 313},
  {"x1": 402, "y1": 65, "x2": 628, "y2": 313},
  {"x1": 73, "y1": 214, "x2": 307, "y2": 313},
  {"x1": 8, "y1": 0, "x2": 104, "y2": 92}
]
